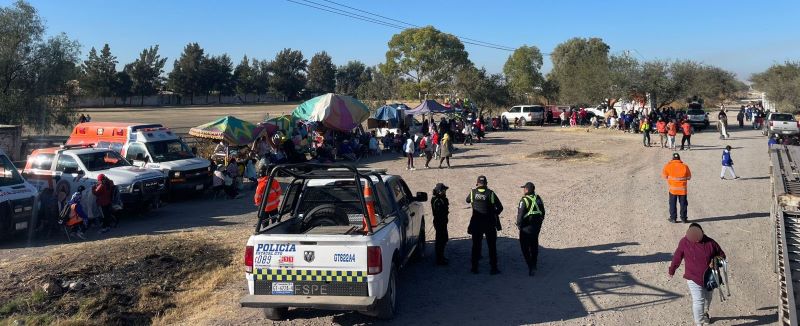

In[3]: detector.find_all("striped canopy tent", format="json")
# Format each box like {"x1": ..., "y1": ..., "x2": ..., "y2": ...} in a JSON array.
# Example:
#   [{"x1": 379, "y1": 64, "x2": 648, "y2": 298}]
[
  {"x1": 189, "y1": 115, "x2": 257, "y2": 146},
  {"x1": 255, "y1": 114, "x2": 296, "y2": 137},
  {"x1": 291, "y1": 93, "x2": 370, "y2": 131}
]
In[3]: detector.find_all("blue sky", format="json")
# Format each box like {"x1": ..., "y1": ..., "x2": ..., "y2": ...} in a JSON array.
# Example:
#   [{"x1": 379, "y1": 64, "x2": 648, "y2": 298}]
[{"x1": 9, "y1": 0, "x2": 800, "y2": 80}]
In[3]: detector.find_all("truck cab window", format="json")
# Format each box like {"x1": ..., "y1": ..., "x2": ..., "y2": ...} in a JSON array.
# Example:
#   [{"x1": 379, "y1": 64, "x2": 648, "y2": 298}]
[
  {"x1": 126, "y1": 143, "x2": 148, "y2": 162},
  {"x1": 30, "y1": 154, "x2": 54, "y2": 170},
  {"x1": 55, "y1": 155, "x2": 79, "y2": 172}
]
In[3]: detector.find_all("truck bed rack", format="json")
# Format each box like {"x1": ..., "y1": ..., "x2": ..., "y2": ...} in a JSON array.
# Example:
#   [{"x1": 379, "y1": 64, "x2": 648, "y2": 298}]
[{"x1": 770, "y1": 145, "x2": 800, "y2": 325}]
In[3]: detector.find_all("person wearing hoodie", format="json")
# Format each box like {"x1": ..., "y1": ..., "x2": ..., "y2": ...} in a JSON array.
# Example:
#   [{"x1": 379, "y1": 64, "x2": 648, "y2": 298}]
[
  {"x1": 92, "y1": 174, "x2": 115, "y2": 233},
  {"x1": 669, "y1": 223, "x2": 727, "y2": 326},
  {"x1": 431, "y1": 183, "x2": 450, "y2": 265},
  {"x1": 720, "y1": 145, "x2": 739, "y2": 180},
  {"x1": 65, "y1": 186, "x2": 88, "y2": 239}
]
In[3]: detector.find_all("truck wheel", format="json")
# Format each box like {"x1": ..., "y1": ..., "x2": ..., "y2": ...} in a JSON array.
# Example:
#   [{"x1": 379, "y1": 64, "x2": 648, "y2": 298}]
[
  {"x1": 414, "y1": 219, "x2": 426, "y2": 260},
  {"x1": 301, "y1": 204, "x2": 349, "y2": 231},
  {"x1": 372, "y1": 263, "x2": 397, "y2": 319},
  {"x1": 263, "y1": 307, "x2": 288, "y2": 321}
]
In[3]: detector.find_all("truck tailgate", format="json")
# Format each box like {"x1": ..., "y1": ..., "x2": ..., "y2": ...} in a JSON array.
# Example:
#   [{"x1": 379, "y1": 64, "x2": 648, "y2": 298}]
[
  {"x1": 773, "y1": 121, "x2": 798, "y2": 131},
  {"x1": 251, "y1": 236, "x2": 368, "y2": 297}
]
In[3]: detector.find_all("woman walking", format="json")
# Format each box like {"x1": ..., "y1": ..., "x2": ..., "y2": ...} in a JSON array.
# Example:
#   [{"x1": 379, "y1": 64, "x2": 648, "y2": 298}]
[
  {"x1": 438, "y1": 133, "x2": 452, "y2": 169},
  {"x1": 668, "y1": 223, "x2": 727, "y2": 326}
]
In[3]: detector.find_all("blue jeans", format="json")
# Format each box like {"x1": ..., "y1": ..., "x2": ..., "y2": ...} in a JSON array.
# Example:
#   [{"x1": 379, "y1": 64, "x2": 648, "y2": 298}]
[
  {"x1": 669, "y1": 194, "x2": 688, "y2": 221},
  {"x1": 687, "y1": 280, "x2": 712, "y2": 324}
]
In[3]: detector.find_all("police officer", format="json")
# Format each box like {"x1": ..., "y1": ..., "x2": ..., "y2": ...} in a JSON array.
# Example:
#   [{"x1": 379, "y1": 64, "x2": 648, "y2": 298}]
[
  {"x1": 466, "y1": 175, "x2": 503, "y2": 275},
  {"x1": 517, "y1": 182, "x2": 546, "y2": 276},
  {"x1": 431, "y1": 183, "x2": 450, "y2": 265}
]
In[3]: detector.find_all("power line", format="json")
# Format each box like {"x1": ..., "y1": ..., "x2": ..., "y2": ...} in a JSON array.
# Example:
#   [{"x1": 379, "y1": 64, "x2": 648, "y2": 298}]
[
  {"x1": 319, "y1": 0, "x2": 517, "y2": 51},
  {"x1": 286, "y1": 0, "x2": 516, "y2": 52}
]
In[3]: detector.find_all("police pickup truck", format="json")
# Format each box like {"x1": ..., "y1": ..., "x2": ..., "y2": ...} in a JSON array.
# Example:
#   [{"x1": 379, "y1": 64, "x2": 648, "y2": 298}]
[
  {"x1": 241, "y1": 164, "x2": 427, "y2": 320},
  {"x1": 0, "y1": 149, "x2": 38, "y2": 239}
]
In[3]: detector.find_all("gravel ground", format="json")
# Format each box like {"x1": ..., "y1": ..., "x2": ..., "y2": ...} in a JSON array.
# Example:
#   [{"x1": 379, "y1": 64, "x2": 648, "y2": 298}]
[{"x1": 1, "y1": 116, "x2": 777, "y2": 325}]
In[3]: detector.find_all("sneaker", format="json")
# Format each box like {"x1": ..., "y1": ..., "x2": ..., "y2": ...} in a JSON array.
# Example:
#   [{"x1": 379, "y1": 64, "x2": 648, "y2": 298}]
[
  {"x1": 734, "y1": 176, "x2": 740, "y2": 179},
  {"x1": 681, "y1": 218, "x2": 689, "y2": 223},
  {"x1": 410, "y1": 168, "x2": 416, "y2": 171},
  {"x1": 668, "y1": 218, "x2": 676, "y2": 223},
  {"x1": 720, "y1": 177, "x2": 725, "y2": 180},
  {"x1": 528, "y1": 267, "x2": 537, "y2": 277}
]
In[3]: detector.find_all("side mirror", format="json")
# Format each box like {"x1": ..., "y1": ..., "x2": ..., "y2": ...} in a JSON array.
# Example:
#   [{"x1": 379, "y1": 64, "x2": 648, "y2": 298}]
[
  {"x1": 415, "y1": 192, "x2": 428, "y2": 202},
  {"x1": 77, "y1": 169, "x2": 85, "y2": 175}
]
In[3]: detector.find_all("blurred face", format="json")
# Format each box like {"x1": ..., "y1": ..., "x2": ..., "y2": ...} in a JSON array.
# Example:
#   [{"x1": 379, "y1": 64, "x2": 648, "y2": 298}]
[{"x1": 686, "y1": 226, "x2": 703, "y2": 243}]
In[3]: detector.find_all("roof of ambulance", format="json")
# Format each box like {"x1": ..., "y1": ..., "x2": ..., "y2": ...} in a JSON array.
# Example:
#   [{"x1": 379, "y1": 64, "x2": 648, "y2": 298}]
[{"x1": 73, "y1": 122, "x2": 161, "y2": 129}]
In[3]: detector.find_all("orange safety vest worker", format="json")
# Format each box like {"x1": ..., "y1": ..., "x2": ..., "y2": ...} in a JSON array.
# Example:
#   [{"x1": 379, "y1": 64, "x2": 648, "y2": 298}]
[
  {"x1": 656, "y1": 121, "x2": 667, "y2": 134},
  {"x1": 667, "y1": 122, "x2": 678, "y2": 136},
  {"x1": 662, "y1": 159, "x2": 692, "y2": 195},
  {"x1": 255, "y1": 176, "x2": 282, "y2": 213},
  {"x1": 362, "y1": 183, "x2": 378, "y2": 232},
  {"x1": 681, "y1": 122, "x2": 692, "y2": 136}
]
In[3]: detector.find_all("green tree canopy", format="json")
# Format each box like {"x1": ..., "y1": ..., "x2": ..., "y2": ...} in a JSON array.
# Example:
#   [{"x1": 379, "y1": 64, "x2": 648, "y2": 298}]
[
  {"x1": 202, "y1": 54, "x2": 234, "y2": 97},
  {"x1": 168, "y1": 43, "x2": 205, "y2": 100},
  {"x1": 306, "y1": 51, "x2": 336, "y2": 94},
  {"x1": 503, "y1": 45, "x2": 544, "y2": 101},
  {"x1": 81, "y1": 44, "x2": 118, "y2": 98},
  {"x1": 124, "y1": 45, "x2": 167, "y2": 104},
  {"x1": 751, "y1": 61, "x2": 800, "y2": 112},
  {"x1": 550, "y1": 37, "x2": 610, "y2": 106},
  {"x1": 382, "y1": 26, "x2": 470, "y2": 98},
  {"x1": 233, "y1": 55, "x2": 255, "y2": 94},
  {"x1": 356, "y1": 67, "x2": 396, "y2": 109},
  {"x1": 455, "y1": 65, "x2": 510, "y2": 115},
  {"x1": 0, "y1": 0, "x2": 81, "y2": 132},
  {"x1": 606, "y1": 52, "x2": 641, "y2": 108},
  {"x1": 335, "y1": 60, "x2": 368, "y2": 97},
  {"x1": 269, "y1": 48, "x2": 306, "y2": 100}
]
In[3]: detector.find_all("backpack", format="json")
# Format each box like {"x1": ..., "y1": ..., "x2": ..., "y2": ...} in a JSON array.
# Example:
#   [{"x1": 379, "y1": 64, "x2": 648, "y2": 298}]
[{"x1": 419, "y1": 137, "x2": 427, "y2": 150}]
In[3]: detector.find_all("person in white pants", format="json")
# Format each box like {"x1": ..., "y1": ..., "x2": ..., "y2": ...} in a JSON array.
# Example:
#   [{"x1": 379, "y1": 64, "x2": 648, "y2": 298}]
[{"x1": 720, "y1": 145, "x2": 738, "y2": 180}]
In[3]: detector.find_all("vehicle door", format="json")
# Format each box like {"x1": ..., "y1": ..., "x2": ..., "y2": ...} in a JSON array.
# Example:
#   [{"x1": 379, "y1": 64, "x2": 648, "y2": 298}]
[
  {"x1": 54, "y1": 154, "x2": 91, "y2": 196},
  {"x1": 388, "y1": 178, "x2": 416, "y2": 258},
  {"x1": 508, "y1": 106, "x2": 521, "y2": 119}
]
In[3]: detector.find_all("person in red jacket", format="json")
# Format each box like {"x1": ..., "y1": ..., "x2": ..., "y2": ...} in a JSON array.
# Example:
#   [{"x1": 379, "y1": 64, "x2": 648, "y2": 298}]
[
  {"x1": 92, "y1": 174, "x2": 115, "y2": 233},
  {"x1": 669, "y1": 223, "x2": 726, "y2": 326},
  {"x1": 254, "y1": 164, "x2": 283, "y2": 229}
]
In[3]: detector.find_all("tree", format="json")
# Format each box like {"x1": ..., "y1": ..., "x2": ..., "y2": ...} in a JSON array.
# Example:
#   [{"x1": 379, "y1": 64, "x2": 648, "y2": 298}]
[
  {"x1": 0, "y1": 1, "x2": 82, "y2": 132},
  {"x1": 81, "y1": 44, "x2": 118, "y2": 99},
  {"x1": 335, "y1": 61, "x2": 368, "y2": 97},
  {"x1": 357, "y1": 68, "x2": 396, "y2": 109},
  {"x1": 540, "y1": 77, "x2": 560, "y2": 105},
  {"x1": 113, "y1": 70, "x2": 133, "y2": 99},
  {"x1": 269, "y1": 48, "x2": 306, "y2": 100},
  {"x1": 233, "y1": 55, "x2": 255, "y2": 95},
  {"x1": 124, "y1": 45, "x2": 167, "y2": 105},
  {"x1": 252, "y1": 59, "x2": 271, "y2": 95},
  {"x1": 751, "y1": 61, "x2": 800, "y2": 112},
  {"x1": 605, "y1": 52, "x2": 641, "y2": 109},
  {"x1": 503, "y1": 45, "x2": 544, "y2": 101},
  {"x1": 202, "y1": 54, "x2": 234, "y2": 101},
  {"x1": 549, "y1": 37, "x2": 610, "y2": 105},
  {"x1": 382, "y1": 26, "x2": 470, "y2": 99},
  {"x1": 455, "y1": 65, "x2": 511, "y2": 116},
  {"x1": 168, "y1": 43, "x2": 205, "y2": 103},
  {"x1": 306, "y1": 51, "x2": 336, "y2": 94}
]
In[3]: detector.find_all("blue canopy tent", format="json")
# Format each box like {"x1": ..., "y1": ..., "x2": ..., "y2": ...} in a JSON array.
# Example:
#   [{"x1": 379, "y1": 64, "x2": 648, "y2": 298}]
[
  {"x1": 373, "y1": 105, "x2": 401, "y2": 127},
  {"x1": 404, "y1": 100, "x2": 450, "y2": 116}
]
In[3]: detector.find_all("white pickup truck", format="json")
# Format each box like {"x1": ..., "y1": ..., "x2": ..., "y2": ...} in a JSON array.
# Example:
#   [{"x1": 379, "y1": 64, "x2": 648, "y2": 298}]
[
  {"x1": 0, "y1": 149, "x2": 38, "y2": 239},
  {"x1": 764, "y1": 112, "x2": 800, "y2": 137},
  {"x1": 240, "y1": 164, "x2": 427, "y2": 320}
]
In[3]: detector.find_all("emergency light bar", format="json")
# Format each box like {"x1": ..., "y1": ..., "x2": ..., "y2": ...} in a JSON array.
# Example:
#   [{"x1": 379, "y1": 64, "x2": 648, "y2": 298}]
[{"x1": 60, "y1": 143, "x2": 95, "y2": 150}]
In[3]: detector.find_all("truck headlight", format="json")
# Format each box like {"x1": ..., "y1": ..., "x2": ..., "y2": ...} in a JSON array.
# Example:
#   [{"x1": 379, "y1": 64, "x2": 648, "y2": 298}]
[
  {"x1": 118, "y1": 184, "x2": 133, "y2": 193},
  {"x1": 172, "y1": 171, "x2": 181, "y2": 178}
]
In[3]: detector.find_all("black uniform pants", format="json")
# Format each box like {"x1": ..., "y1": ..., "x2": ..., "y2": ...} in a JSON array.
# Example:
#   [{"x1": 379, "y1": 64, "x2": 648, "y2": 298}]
[
  {"x1": 519, "y1": 217, "x2": 543, "y2": 270},
  {"x1": 669, "y1": 194, "x2": 688, "y2": 221},
  {"x1": 434, "y1": 219, "x2": 448, "y2": 260},
  {"x1": 472, "y1": 228, "x2": 498, "y2": 270},
  {"x1": 680, "y1": 134, "x2": 692, "y2": 150}
]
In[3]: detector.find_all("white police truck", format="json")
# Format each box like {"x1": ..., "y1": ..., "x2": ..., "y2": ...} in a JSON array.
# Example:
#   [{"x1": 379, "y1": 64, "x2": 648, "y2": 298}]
[
  {"x1": 241, "y1": 164, "x2": 427, "y2": 320},
  {"x1": 0, "y1": 149, "x2": 38, "y2": 239}
]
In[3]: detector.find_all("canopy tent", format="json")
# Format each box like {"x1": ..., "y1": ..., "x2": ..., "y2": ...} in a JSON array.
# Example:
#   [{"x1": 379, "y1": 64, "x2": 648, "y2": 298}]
[
  {"x1": 291, "y1": 93, "x2": 370, "y2": 131},
  {"x1": 372, "y1": 105, "x2": 402, "y2": 127},
  {"x1": 255, "y1": 114, "x2": 296, "y2": 137},
  {"x1": 188, "y1": 115, "x2": 257, "y2": 146},
  {"x1": 404, "y1": 100, "x2": 450, "y2": 116}
]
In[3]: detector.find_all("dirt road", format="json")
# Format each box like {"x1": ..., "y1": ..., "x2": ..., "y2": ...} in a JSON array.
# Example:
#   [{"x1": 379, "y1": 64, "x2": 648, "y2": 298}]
[{"x1": 1, "y1": 120, "x2": 777, "y2": 325}]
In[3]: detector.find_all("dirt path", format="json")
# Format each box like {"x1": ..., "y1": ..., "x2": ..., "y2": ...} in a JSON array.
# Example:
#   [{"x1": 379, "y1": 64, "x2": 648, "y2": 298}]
[{"x1": 1, "y1": 120, "x2": 777, "y2": 325}]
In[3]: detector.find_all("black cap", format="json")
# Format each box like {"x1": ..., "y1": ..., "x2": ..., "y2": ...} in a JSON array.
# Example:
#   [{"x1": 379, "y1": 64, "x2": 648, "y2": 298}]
[
  {"x1": 521, "y1": 182, "x2": 535, "y2": 192},
  {"x1": 672, "y1": 153, "x2": 680, "y2": 160},
  {"x1": 434, "y1": 183, "x2": 449, "y2": 192},
  {"x1": 476, "y1": 175, "x2": 487, "y2": 185}
]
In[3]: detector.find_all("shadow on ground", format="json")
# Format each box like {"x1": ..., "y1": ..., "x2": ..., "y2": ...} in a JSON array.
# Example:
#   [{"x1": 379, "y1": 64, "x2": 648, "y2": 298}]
[
  {"x1": 281, "y1": 240, "x2": 677, "y2": 325},
  {"x1": 696, "y1": 212, "x2": 769, "y2": 223}
]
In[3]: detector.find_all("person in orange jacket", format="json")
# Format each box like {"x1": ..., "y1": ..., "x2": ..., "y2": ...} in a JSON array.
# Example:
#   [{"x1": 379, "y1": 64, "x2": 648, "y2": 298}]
[
  {"x1": 662, "y1": 153, "x2": 692, "y2": 223},
  {"x1": 667, "y1": 119, "x2": 678, "y2": 150},
  {"x1": 254, "y1": 163, "x2": 282, "y2": 229},
  {"x1": 680, "y1": 120, "x2": 693, "y2": 151},
  {"x1": 656, "y1": 118, "x2": 668, "y2": 148}
]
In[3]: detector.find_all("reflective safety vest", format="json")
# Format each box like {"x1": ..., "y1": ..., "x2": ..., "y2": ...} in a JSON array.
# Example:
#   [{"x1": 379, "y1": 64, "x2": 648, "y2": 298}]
[
  {"x1": 255, "y1": 176, "x2": 283, "y2": 212},
  {"x1": 662, "y1": 160, "x2": 691, "y2": 195},
  {"x1": 521, "y1": 195, "x2": 542, "y2": 218}
]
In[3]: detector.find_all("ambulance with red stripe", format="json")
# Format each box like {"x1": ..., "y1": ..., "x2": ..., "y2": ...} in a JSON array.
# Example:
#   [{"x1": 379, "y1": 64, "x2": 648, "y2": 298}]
[
  {"x1": 66, "y1": 122, "x2": 212, "y2": 193},
  {"x1": 241, "y1": 164, "x2": 427, "y2": 320}
]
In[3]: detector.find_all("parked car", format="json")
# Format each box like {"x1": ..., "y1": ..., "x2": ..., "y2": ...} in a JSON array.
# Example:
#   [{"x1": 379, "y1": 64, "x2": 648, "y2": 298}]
[
  {"x1": 544, "y1": 105, "x2": 572, "y2": 123},
  {"x1": 502, "y1": 105, "x2": 545, "y2": 126},
  {"x1": 22, "y1": 145, "x2": 165, "y2": 211},
  {"x1": 764, "y1": 112, "x2": 800, "y2": 137},
  {"x1": 66, "y1": 122, "x2": 212, "y2": 193},
  {"x1": 241, "y1": 164, "x2": 427, "y2": 320},
  {"x1": 0, "y1": 149, "x2": 38, "y2": 240},
  {"x1": 686, "y1": 103, "x2": 709, "y2": 130}
]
